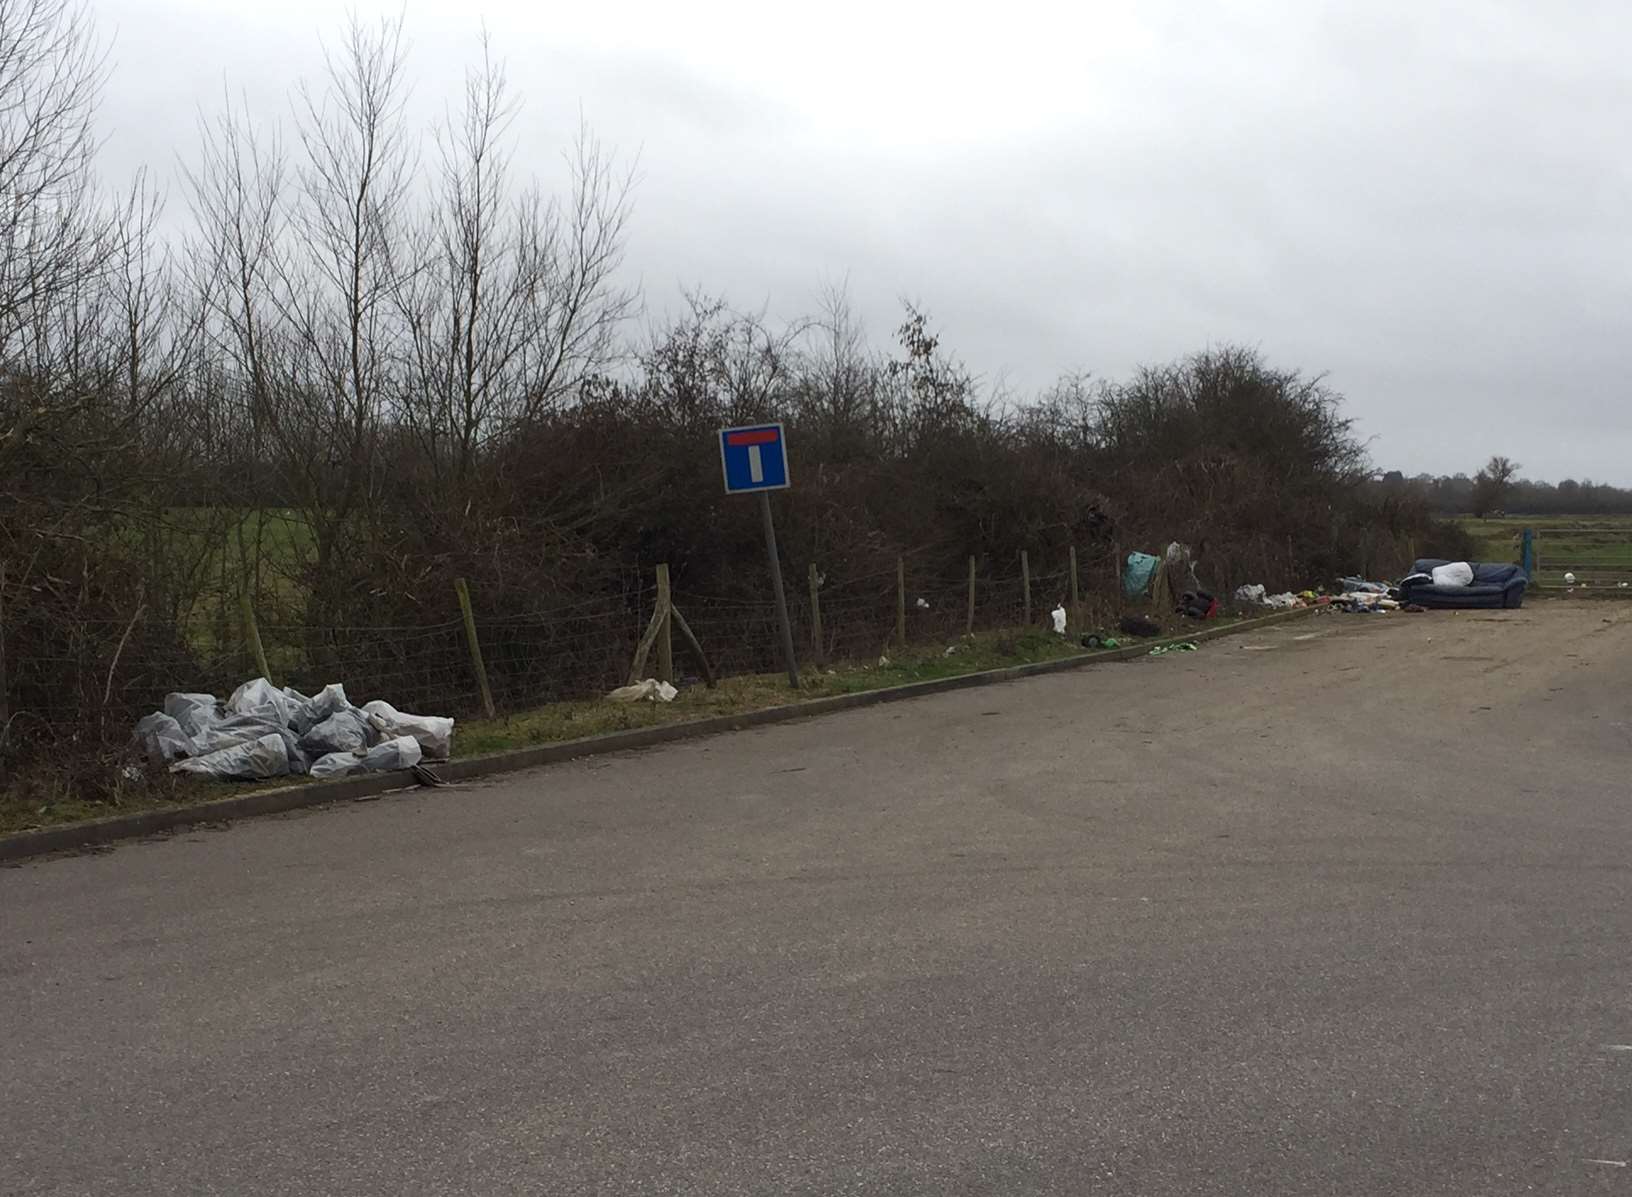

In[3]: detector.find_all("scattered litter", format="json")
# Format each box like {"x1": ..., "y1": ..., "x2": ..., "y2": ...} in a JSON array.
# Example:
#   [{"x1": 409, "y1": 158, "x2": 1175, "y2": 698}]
[
  {"x1": 1564, "y1": 572, "x2": 1577, "y2": 585},
  {"x1": 134, "y1": 677, "x2": 455, "y2": 782},
  {"x1": 1234, "y1": 583, "x2": 1267, "y2": 605},
  {"x1": 915, "y1": 597, "x2": 930, "y2": 609},
  {"x1": 606, "y1": 679, "x2": 678, "y2": 704},
  {"x1": 1080, "y1": 634, "x2": 1121, "y2": 650},
  {"x1": 878, "y1": 655, "x2": 890, "y2": 667},
  {"x1": 1338, "y1": 576, "x2": 1389, "y2": 594},
  {"x1": 1148, "y1": 641, "x2": 1199, "y2": 657},
  {"x1": 1051, "y1": 605, "x2": 1067, "y2": 634}
]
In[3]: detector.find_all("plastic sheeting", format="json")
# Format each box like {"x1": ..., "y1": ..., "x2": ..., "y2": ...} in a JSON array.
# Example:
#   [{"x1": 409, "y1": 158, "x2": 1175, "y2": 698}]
[
  {"x1": 361, "y1": 700, "x2": 454, "y2": 759},
  {"x1": 170, "y1": 733, "x2": 291, "y2": 781},
  {"x1": 136, "y1": 678, "x2": 453, "y2": 781},
  {"x1": 309, "y1": 735, "x2": 423, "y2": 779},
  {"x1": 1123, "y1": 552, "x2": 1160, "y2": 601}
]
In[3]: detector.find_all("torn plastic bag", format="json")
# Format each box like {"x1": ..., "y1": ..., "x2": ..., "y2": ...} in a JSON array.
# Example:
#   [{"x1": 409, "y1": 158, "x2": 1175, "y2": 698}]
[
  {"x1": 293, "y1": 683, "x2": 356, "y2": 735},
  {"x1": 309, "y1": 735, "x2": 422, "y2": 779},
  {"x1": 132, "y1": 713, "x2": 191, "y2": 765},
  {"x1": 1234, "y1": 583, "x2": 1267, "y2": 605},
  {"x1": 607, "y1": 679, "x2": 678, "y2": 703},
  {"x1": 299, "y1": 708, "x2": 373, "y2": 756},
  {"x1": 1051, "y1": 605, "x2": 1067, "y2": 634},
  {"x1": 360, "y1": 700, "x2": 453, "y2": 760},
  {"x1": 226, "y1": 678, "x2": 305, "y2": 729},
  {"x1": 170, "y1": 732, "x2": 291, "y2": 781},
  {"x1": 163, "y1": 692, "x2": 219, "y2": 739}
]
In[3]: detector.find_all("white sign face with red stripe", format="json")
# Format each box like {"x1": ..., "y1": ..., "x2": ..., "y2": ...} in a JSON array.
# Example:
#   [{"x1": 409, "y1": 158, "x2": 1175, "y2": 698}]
[{"x1": 718, "y1": 423, "x2": 789, "y2": 493}]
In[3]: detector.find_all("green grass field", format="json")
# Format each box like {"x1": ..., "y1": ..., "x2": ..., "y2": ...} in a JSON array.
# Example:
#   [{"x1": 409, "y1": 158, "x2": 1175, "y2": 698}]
[{"x1": 1458, "y1": 515, "x2": 1632, "y2": 589}]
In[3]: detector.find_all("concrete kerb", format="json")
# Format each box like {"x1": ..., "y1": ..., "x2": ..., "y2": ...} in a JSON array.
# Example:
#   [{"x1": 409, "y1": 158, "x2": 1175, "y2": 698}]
[{"x1": 1, "y1": 605, "x2": 1321, "y2": 863}]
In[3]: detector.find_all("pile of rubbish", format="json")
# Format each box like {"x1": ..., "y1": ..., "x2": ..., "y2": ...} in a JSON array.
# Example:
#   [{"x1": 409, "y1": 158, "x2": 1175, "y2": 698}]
[
  {"x1": 132, "y1": 678, "x2": 453, "y2": 782},
  {"x1": 1234, "y1": 577, "x2": 1405, "y2": 614}
]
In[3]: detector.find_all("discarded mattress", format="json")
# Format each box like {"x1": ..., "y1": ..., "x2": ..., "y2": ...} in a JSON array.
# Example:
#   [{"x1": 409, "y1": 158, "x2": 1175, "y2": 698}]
[
  {"x1": 1398, "y1": 559, "x2": 1527, "y2": 609},
  {"x1": 132, "y1": 679, "x2": 453, "y2": 781}
]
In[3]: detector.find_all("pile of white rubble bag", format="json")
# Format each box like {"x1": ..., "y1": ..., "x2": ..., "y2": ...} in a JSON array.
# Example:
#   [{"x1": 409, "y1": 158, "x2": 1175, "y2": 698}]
[{"x1": 131, "y1": 678, "x2": 453, "y2": 781}]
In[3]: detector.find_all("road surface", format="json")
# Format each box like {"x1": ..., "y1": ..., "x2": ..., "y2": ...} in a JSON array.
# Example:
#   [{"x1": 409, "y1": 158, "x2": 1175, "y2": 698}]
[{"x1": 5, "y1": 603, "x2": 1632, "y2": 1195}]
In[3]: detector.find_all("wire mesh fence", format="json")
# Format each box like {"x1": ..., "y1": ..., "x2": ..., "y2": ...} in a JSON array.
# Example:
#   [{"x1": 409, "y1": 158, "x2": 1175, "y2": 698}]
[{"x1": 7, "y1": 547, "x2": 1143, "y2": 749}]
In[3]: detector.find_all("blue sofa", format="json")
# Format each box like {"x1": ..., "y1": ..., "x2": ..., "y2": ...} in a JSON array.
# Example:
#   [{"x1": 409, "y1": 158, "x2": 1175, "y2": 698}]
[{"x1": 1399, "y1": 559, "x2": 1527, "y2": 609}]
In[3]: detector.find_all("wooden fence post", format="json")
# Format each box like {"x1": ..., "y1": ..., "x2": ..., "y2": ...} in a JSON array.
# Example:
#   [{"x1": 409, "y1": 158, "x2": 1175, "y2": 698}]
[
  {"x1": 239, "y1": 589, "x2": 273, "y2": 685},
  {"x1": 1021, "y1": 550, "x2": 1031, "y2": 626},
  {"x1": 896, "y1": 556, "x2": 906, "y2": 647},
  {"x1": 808, "y1": 563, "x2": 823, "y2": 663},
  {"x1": 1069, "y1": 546, "x2": 1080, "y2": 624},
  {"x1": 454, "y1": 577, "x2": 496, "y2": 719},
  {"x1": 654, "y1": 564, "x2": 674, "y2": 685},
  {"x1": 966, "y1": 555, "x2": 976, "y2": 635}
]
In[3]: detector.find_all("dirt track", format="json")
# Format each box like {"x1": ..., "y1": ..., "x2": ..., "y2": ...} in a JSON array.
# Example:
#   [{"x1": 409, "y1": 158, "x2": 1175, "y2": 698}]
[{"x1": 5, "y1": 601, "x2": 1632, "y2": 1195}]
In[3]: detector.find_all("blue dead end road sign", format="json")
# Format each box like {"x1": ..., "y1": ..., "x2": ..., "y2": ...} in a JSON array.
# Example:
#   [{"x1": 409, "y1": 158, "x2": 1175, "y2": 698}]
[{"x1": 719, "y1": 423, "x2": 789, "y2": 494}]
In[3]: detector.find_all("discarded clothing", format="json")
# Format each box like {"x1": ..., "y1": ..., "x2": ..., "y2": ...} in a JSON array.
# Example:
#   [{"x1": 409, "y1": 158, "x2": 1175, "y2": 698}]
[{"x1": 1177, "y1": 590, "x2": 1218, "y2": 620}]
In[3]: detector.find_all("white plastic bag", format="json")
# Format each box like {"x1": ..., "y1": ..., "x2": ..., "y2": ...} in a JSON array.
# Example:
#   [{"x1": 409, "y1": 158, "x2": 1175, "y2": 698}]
[
  {"x1": 170, "y1": 733, "x2": 291, "y2": 780},
  {"x1": 1431, "y1": 561, "x2": 1474, "y2": 587},
  {"x1": 1234, "y1": 584, "x2": 1267, "y2": 605},
  {"x1": 1051, "y1": 605, "x2": 1067, "y2": 634},
  {"x1": 361, "y1": 700, "x2": 454, "y2": 759},
  {"x1": 309, "y1": 735, "x2": 422, "y2": 779},
  {"x1": 607, "y1": 679, "x2": 678, "y2": 704}
]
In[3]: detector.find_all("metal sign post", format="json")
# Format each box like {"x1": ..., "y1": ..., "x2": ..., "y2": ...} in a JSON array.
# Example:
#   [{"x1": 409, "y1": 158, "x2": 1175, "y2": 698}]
[{"x1": 719, "y1": 423, "x2": 800, "y2": 688}]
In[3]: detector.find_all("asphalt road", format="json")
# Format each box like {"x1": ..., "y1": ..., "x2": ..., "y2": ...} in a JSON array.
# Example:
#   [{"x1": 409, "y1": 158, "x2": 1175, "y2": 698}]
[{"x1": 6, "y1": 603, "x2": 1632, "y2": 1195}]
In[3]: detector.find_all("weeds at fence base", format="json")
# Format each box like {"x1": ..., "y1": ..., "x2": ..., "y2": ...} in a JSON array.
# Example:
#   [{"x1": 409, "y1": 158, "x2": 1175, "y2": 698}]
[
  {"x1": 453, "y1": 620, "x2": 1212, "y2": 755},
  {"x1": 2, "y1": 616, "x2": 1242, "y2": 837}
]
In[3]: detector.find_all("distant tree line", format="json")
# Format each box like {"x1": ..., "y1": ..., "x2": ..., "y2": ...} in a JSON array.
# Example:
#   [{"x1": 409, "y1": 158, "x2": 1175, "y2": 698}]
[{"x1": 1377, "y1": 463, "x2": 1632, "y2": 518}]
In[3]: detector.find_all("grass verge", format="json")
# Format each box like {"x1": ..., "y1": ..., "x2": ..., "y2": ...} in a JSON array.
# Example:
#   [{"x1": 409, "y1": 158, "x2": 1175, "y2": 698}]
[{"x1": 3, "y1": 616, "x2": 1241, "y2": 837}]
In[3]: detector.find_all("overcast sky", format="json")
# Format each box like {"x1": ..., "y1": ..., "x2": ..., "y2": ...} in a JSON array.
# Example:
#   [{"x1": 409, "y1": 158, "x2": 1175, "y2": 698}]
[{"x1": 95, "y1": 0, "x2": 1631, "y2": 482}]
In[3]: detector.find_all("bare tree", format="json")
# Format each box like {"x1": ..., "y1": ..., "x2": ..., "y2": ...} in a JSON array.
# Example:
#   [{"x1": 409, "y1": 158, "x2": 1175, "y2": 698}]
[
  {"x1": 1471, "y1": 454, "x2": 1521, "y2": 517},
  {"x1": 0, "y1": 0, "x2": 106, "y2": 348}
]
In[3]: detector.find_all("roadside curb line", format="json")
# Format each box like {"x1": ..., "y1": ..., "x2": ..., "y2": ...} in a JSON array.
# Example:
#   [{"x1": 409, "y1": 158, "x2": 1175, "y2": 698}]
[{"x1": 1, "y1": 606, "x2": 1319, "y2": 863}]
